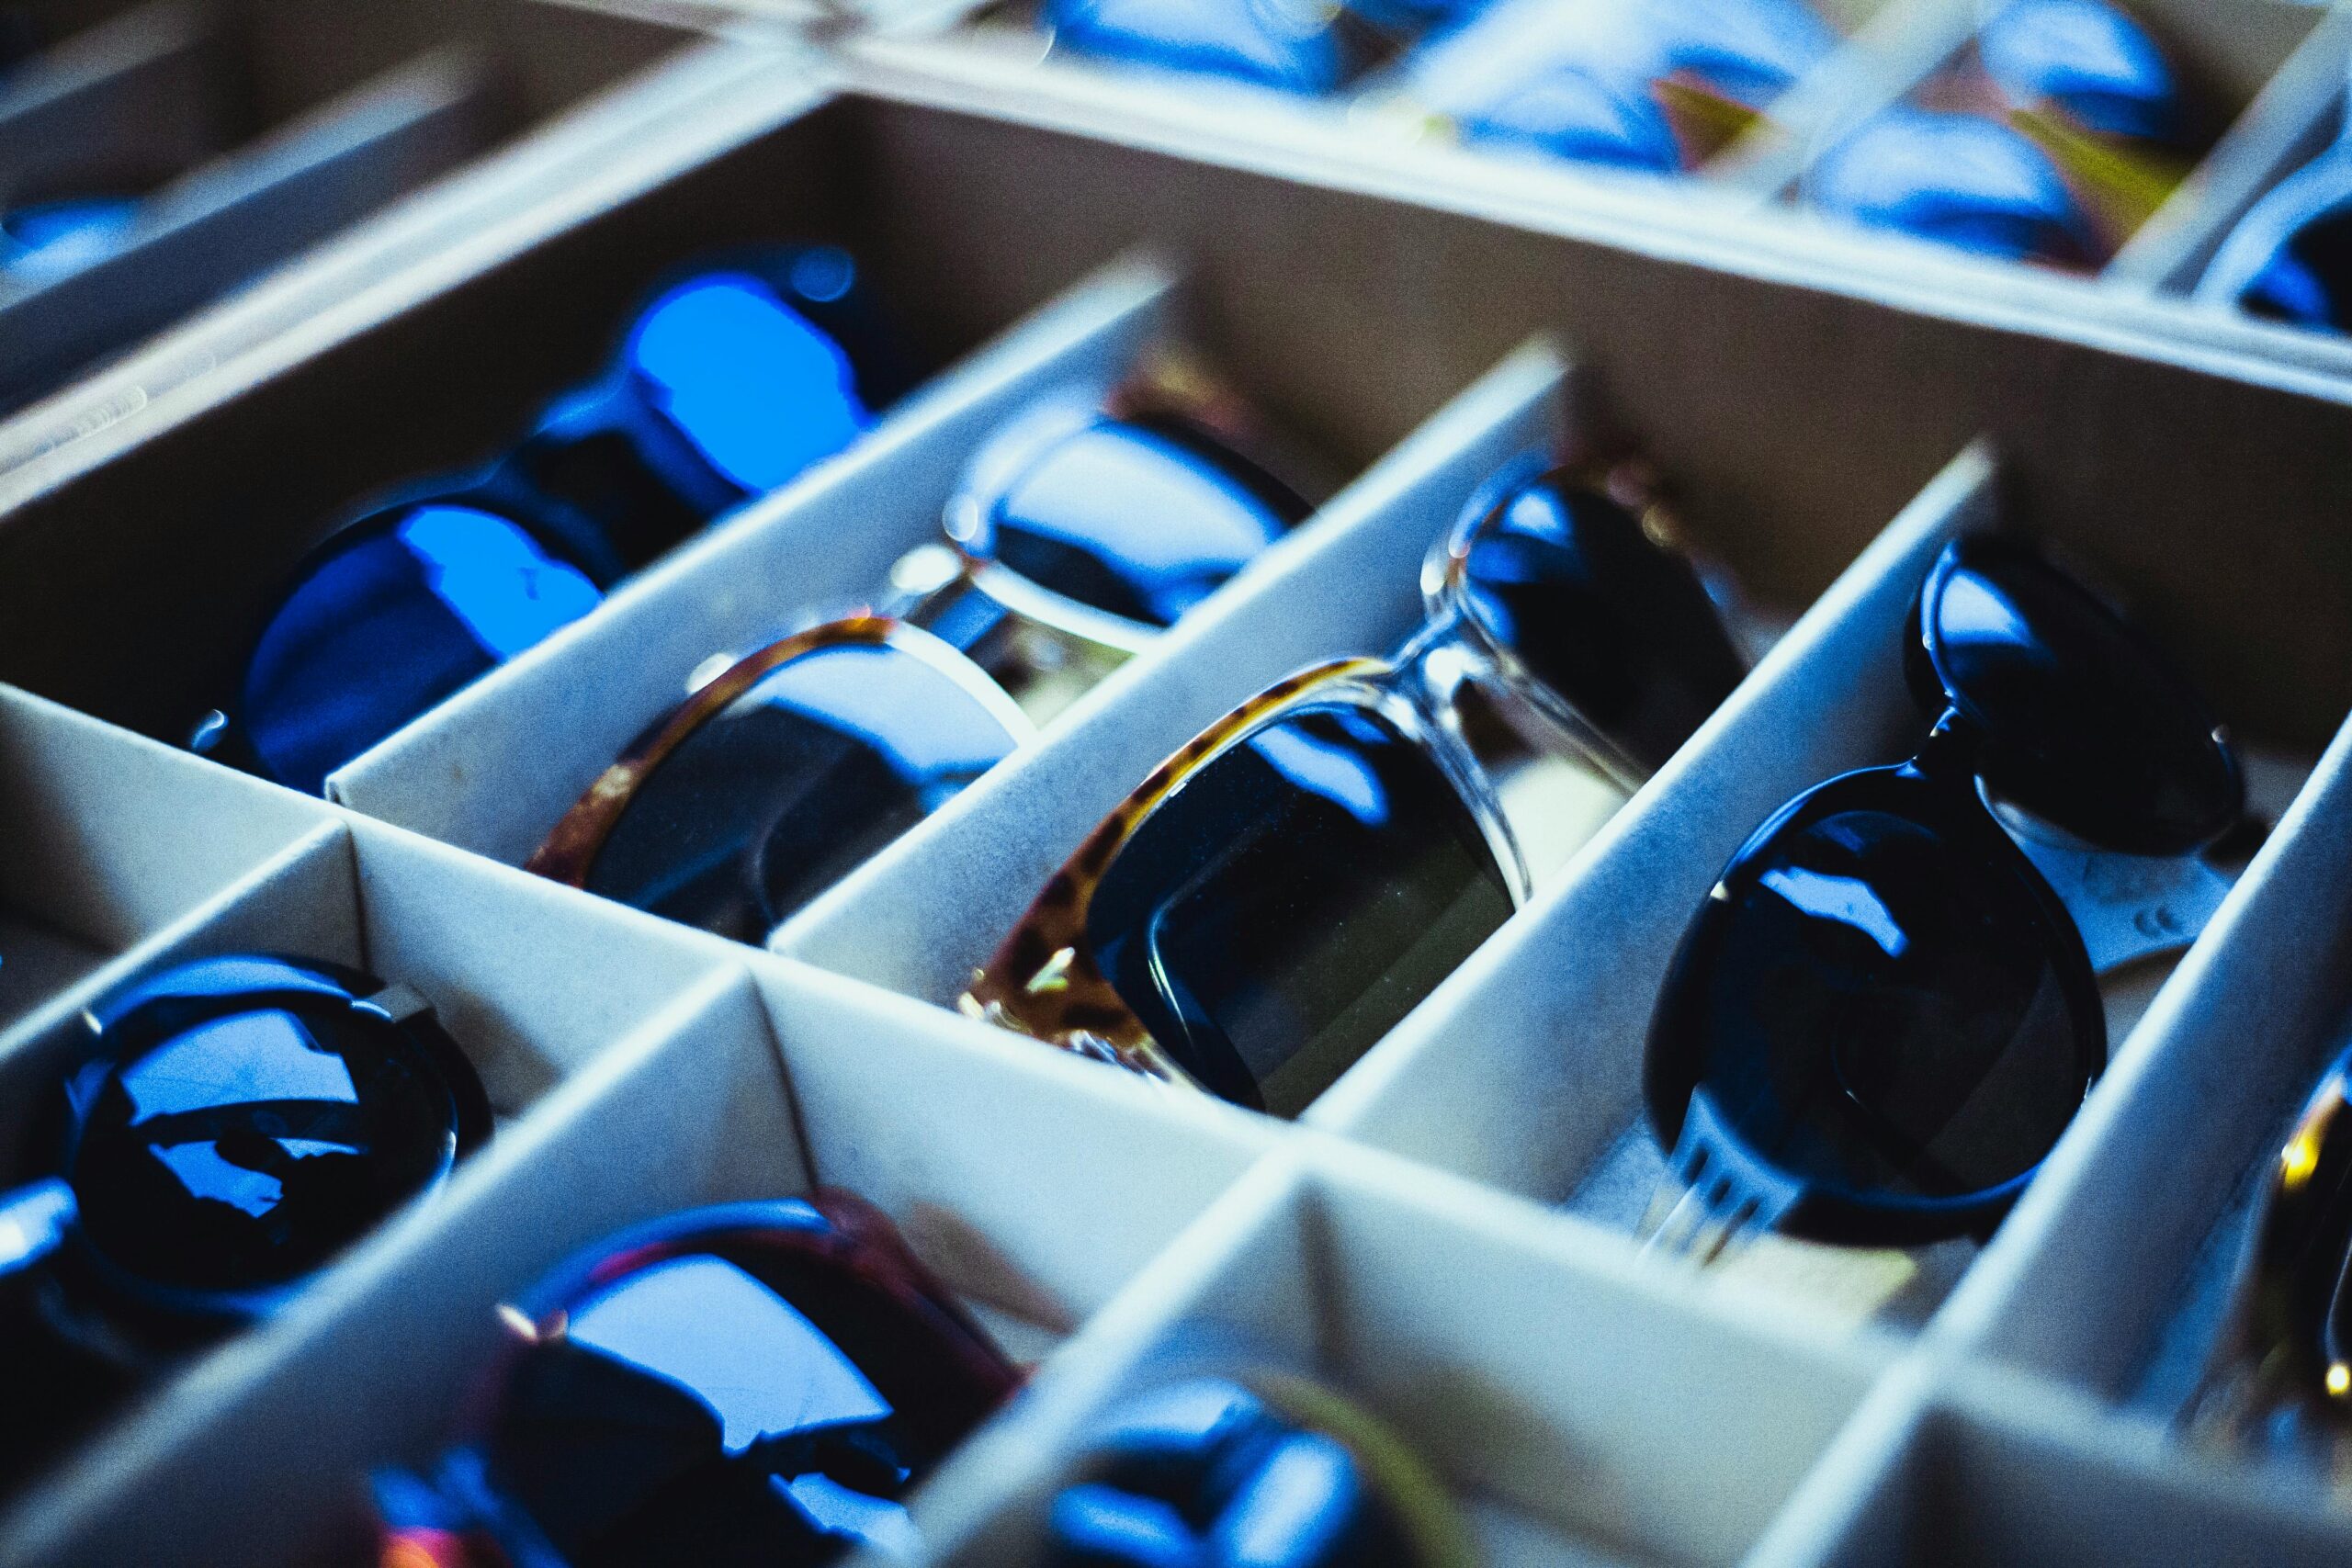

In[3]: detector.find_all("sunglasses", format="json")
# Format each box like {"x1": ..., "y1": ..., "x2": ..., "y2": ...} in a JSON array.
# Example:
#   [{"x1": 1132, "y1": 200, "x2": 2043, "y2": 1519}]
[
  {"x1": 190, "y1": 245, "x2": 914, "y2": 796},
  {"x1": 0, "y1": 953, "x2": 488, "y2": 1486},
  {"x1": 1442, "y1": 0, "x2": 1839, "y2": 175},
  {"x1": 1805, "y1": 0, "x2": 2188, "y2": 266},
  {"x1": 2197, "y1": 141, "x2": 2352, "y2": 336},
  {"x1": 1044, "y1": 1373, "x2": 1476, "y2": 1567},
  {"x1": 2188, "y1": 1043, "x2": 2352, "y2": 1460},
  {"x1": 369, "y1": 1190, "x2": 1022, "y2": 1568},
  {"x1": 1042, "y1": 0, "x2": 1483, "y2": 97},
  {"x1": 525, "y1": 378, "x2": 1318, "y2": 944},
  {"x1": 962, "y1": 455, "x2": 1746, "y2": 1116},
  {"x1": 1643, "y1": 535, "x2": 2243, "y2": 1255}
]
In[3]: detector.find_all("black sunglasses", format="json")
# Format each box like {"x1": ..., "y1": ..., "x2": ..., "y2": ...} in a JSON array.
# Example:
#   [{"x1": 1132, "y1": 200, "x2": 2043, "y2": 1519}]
[
  {"x1": 368, "y1": 1191, "x2": 1022, "y2": 1567},
  {"x1": 192, "y1": 245, "x2": 915, "y2": 796},
  {"x1": 1644, "y1": 534, "x2": 2243, "y2": 1253},
  {"x1": 525, "y1": 374, "x2": 1319, "y2": 945},
  {"x1": 0, "y1": 953, "x2": 488, "y2": 1489},
  {"x1": 965, "y1": 455, "x2": 1746, "y2": 1116}
]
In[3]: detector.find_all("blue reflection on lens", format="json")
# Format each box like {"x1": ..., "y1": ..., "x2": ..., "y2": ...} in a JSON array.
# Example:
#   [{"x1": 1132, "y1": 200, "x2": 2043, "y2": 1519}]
[
  {"x1": 121, "y1": 1010, "x2": 358, "y2": 1123},
  {"x1": 1667, "y1": 0, "x2": 1838, "y2": 107},
  {"x1": 1248, "y1": 723, "x2": 1390, "y2": 827},
  {"x1": 569, "y1": 1255, "x2": 893, "y2": 1453},
  {"x1": 628, "y1": 274, "x2": 872, "y2": 495},
  {"x1": 0, "y1": 195, "x2": 139, "y2": 286},
  {"x1": 396, "y1": 506, "x2": 599, "y2": 660},
  {"x1": 1046, "y1": 0, "x2": 1353, "y2": 95},
  {"x1": 1458, "y1": 66, "x2": 1682, "y2": 171},
  {"x1": 743, "y1": 642, "x2": 1016, "y2": 791},
  {"x1": 244, "y1": 505, "x2": 602, "y2": 794},
  {"x1": 986, "y1": 418, "x2": 1295, "y2": 626},
  {"x1": 1808, "y1": 108, "x2": 2090, "y2": 263},
  {"x1": 1979, "y1": 0, "x2": 2177, "y2": 142}
]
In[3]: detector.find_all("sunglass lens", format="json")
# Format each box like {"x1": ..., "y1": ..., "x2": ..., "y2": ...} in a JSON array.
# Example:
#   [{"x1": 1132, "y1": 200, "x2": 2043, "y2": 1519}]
[
  {"x1": 70, "y1": 977, "x2": 465, "y2": 1298},
  {"x1": 586, "y1": 636, "x2": 1023, "y2": 941},
  {"x1": 627, "y1": 269, "x2": 876, "y2": 498},
  {"x1": 1808, "y1": 109, "x2": 2094, "y2": 265},
  {"x1": 1979, "y1": 0, "x2": 2179, "y2": 143},
  {"x1": 1456, "y1": 469, "x2": 1743, "y2": 773},
  {"x1": 1046, "y1": 1380, "x2": 1420, "y2": 1566},
  {"x1": 1456, "y1": 68, "x2": 1683, "y2": 172},
  {"x1": 2238, "y1": 201, "x2": 2352, "y2": 333},
  {"x1": 1914, "y1": 536, "x2": 2239, "y2": 853},
  {"x1": 1087, "y1": 700, "x2": 1512, "y2": 1113},
  {"x1": 243, "y1": 503, "x2": 602, "y2": 794},
  {"x1": 965, "y1": 412, "x2": 1312, "y2": 630},
  {"x1": 1646, "y1": 768, "x2": 2102, "y2": 1235},
  {"x1": 476, "y1": 1200, "x2": 1014, "y2": 1566}
]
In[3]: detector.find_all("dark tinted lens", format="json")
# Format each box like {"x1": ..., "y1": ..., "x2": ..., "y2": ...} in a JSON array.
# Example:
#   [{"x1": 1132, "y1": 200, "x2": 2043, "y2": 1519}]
[
  {"x1": 587, "y1": 638, "x2": 1022, "y2": 942},
  {"x1": 1808, "y1": 110, "x2": 2093, "y2": 265},
  {"x1": 1978, "y1": 0, "x2": 2179, "y2": 142},
  {"x1": 626, "y1": 272, "x2": 875, "y2": 496},
  {"x1": 1456, "y1": 470, "x2": 1744, "y2": 773},
  {"x1": 481, "y1": 1203, "x2": 1013, "y2": 1568},
  {"x1": 70, "y1": 1000, "x2": 459, "y2": 1296},
  {"x1": 1646, "y1": 768, "x2": 2102, "y2": 1231},
  {"x1": 1917, "y1": 536, "x2": 2240, "y2": 853},
  {"x1": 1086, "y1": 700, "x2": 1512, "y2": 1114},
  {"x1": 975, "y1": 413, "x2": 1311, "y2": 628},
  {"x1": 1046, "y1": 1380, "x2": 1419, "y2": 1568},
  {"x1": 243, "y1": 504, "x2": 602, "y2": 794},
  {"x1": 2239, "y1": 202, "x2": 2352, "y2": 332}
]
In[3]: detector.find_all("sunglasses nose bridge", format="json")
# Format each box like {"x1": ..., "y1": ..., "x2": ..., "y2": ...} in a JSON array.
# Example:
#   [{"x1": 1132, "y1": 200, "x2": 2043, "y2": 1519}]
[{"x1": 1909, "y1": 705, "x2": 1986, "y2": 787}]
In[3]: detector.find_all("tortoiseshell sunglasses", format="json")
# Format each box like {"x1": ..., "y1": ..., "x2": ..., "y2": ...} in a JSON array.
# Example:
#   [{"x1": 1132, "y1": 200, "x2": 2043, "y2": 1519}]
[
  {"x1": 526, "y1": 362, "x2": 1321, "y2": 943},
  {"x1": 961, "y1": 454, "x2": 1748, "y2": 1115}
]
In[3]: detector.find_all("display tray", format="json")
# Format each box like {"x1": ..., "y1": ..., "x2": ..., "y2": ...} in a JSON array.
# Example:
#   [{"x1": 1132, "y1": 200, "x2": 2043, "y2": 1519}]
[{"x1": 2, "y1": 5, "x2": 2352, "y2": 1565}]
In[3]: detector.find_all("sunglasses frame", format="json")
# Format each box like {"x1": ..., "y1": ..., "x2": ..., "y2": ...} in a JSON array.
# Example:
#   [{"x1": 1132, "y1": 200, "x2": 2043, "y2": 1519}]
[
  {"x1": 960, "y1": 650, "x2": 1529, "y2": 1096},
  {"x1": 526, "y1": 615, "x2": 1036, "y2": 897}
]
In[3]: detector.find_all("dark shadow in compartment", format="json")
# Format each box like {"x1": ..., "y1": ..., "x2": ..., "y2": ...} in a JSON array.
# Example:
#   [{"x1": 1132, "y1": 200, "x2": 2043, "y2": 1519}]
[{"x1": 0, "y1": 0, "x2": 695, "y2": 407}]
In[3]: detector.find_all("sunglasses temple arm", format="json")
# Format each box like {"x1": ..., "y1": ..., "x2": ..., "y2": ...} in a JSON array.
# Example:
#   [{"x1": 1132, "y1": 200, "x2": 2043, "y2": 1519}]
[{"x1": 0, "y1": 1177, "x2": 74, "y2": 1284}]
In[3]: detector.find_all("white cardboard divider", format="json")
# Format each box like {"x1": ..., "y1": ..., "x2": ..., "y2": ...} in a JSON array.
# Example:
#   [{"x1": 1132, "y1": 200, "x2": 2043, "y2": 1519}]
[
  {"x1": 1767, "y1": 1363, "x2": 2352, "y2": 1566},
  {"x1": 917, "y1": 1137, "x2": 1891, "y2": 1568},
  {"x1": 327, "y1": 253, "x2": 1178, "y2": 864},
  {"x1": 1932, "y1": 710, "x2": 2352, "y2": 1410},
  {"x1": 0, "y1": 47, "x2": 496, "y2": 409},
  {"x1": 0, "y1": 0, "x2": 221, "y2": 195},
  {"x1": 0, "y1": 948, "x2": 1277, "y2": 1568},
  {"x1": 0, "y1": 683, "x2": 334, "y2": 1036},
  {"x1": 774, "y1": 335, "x2": 1568, "y2": 1000}
]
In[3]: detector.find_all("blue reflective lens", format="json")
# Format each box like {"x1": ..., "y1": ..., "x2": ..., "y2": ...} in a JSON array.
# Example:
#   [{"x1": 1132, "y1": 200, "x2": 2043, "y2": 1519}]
[
  {"x1": 627, "y1": 274, "x2": 872, "y2": 496},
  {"x1": 0, "y1": 195, "x2": 139, "y2": 287},
  {"x1": 1458, "y1": 67, "x2": 1681, "y2": 171},
  {"x1": 1665, "y1": 0, "x2": 1838, "y2": 106},
  {"x1": 973, "y1": 414, "x2": 1307, "y2": 627},
  {"x1": 1807, "y1": 107, "x2": 2092, "y2": 264},
  {"x1": 243, "y1": 505, "x2": 600, "y2": 794},
  {"x1": 1978, "y1": 0, "x2": 2178, "y2": 142},
  {"x1": 1046, "y1": 0, "x2": 1358, "y2": 94}
]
